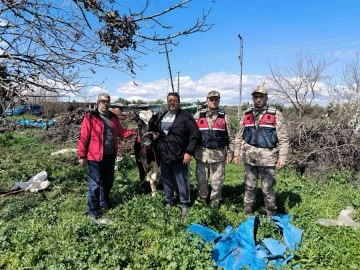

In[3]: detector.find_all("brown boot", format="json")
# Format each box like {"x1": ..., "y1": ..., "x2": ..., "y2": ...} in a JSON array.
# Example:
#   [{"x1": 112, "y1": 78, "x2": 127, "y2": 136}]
[
  {"x1": 195, "y1": 197, "x2": 208, "y2": 206},
  {"x1": 210, "y1": 200, "x2": 220, "y2": 210},
  {"x1": 266, "y1": 209, "x2": 276, "y2": 220},
  {"x1": 243, "y1": 205, "x2": 253, "y2": 216}
]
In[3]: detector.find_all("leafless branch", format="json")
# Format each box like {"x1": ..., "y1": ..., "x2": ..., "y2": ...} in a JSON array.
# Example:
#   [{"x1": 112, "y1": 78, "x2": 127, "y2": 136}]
[
  {"x1": 266, "y1": 52, "x2": 329, "y2": 117},
  {"x1": 0, "y1": 0, "x2": 214, "y2": 111}
]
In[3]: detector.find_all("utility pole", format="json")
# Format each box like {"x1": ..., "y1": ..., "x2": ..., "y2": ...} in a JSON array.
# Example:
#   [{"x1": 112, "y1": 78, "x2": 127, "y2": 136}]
[
  {"x1": 177, "y1": 71, "x2": 181, "y2": 93},
  {"x1": 238, "y1": 34, "x2": 243, "y2": 118},
  {"x1": 160, "y1": 42, "x2": 175, "y2": 93}
]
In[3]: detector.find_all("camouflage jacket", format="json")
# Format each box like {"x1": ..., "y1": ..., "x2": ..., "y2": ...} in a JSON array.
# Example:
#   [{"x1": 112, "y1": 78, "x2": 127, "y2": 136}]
[
  {"x1": 194, "y1": 109, "x2": 234, "y2": 163},
  {"x1": 234, "y1": 106, "x2": 289, "y2": 166}
]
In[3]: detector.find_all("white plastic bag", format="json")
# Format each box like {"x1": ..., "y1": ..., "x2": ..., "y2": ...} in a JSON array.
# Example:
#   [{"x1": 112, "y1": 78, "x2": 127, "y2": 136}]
[
  {"x1": 317, "y1": 206, "x2": 360, "y2": 229},
  {"x1": 10, "y1": 171, "x2": 50, "y2": 192}
]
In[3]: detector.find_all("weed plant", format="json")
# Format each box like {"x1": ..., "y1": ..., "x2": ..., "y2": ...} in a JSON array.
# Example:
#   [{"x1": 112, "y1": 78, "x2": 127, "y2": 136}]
[{"x1": 0, "y1": 131, "x2": 359, "y2": 269}]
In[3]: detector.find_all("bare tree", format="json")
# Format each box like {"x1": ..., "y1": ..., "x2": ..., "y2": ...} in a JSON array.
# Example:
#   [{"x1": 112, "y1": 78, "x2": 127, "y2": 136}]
[
  {"x1": 342, "y1": 53, "x2": 360, "y2": 98},
  {"x1": 0, "y1": 0, "x2": 213, "y2": 109},
  {"x1": 0, "y1": 64, "x2": 14, "y2": 113},
  {"x1": 328, "y1": 53, "x2": 360, "y2": 129},
  {"x1": 266, "y1": 53, "x2": 329, "y2": 117},
  {"x1": 287, "y1": 54, "x2": 360, "y2": 177}
]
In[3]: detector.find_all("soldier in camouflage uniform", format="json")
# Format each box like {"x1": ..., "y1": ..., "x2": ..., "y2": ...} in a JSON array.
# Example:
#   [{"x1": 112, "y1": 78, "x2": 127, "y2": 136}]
[
  {"x1": 234, "y1": 86, "x2": 289, "y2": 217},
  {"x1": 194, "y1": 91, "x2": 234, "y2": 209}
]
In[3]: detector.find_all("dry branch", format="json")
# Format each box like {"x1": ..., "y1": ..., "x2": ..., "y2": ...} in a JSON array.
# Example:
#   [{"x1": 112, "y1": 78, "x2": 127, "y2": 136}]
[{"x1": 288, "y1": 120, "x2": 360, "y2": 176}]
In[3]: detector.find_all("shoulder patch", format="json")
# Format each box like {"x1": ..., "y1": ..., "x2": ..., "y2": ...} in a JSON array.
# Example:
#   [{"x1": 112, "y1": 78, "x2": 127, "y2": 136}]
[{"x1": 267, "y1": 107, "x2": 277, "y2": 114}]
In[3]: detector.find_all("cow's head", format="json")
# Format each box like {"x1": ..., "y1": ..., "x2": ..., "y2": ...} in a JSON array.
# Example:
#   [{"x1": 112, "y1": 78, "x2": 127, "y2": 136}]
[
  {"x1": 133, "y1": 110, "x2": 150, "y2": 139},
  {"x1": 141, "y1": 132, "x2": 156, "y2": 150}
]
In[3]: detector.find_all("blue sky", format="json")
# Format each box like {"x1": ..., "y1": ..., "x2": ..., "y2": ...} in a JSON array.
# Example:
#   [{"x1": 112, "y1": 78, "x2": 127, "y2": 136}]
[{"x1": 83, "y1": 0, "x2": 360, "y2": 106}]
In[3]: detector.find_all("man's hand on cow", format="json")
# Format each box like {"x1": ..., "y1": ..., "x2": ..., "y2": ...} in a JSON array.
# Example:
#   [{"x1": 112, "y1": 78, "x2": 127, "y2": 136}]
[
  {"x1": 152, "y1": 132, "x2": 159, "y2": 140},
  {"x1": 183, "y1": 153, "x2": 192, "y2": 165}
]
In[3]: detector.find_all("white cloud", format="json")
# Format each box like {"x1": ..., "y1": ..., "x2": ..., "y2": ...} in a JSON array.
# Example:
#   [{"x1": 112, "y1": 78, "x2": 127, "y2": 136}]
[
  {"x1": 332, "y1": 49, "x2": 358, "y2": 60},
  {"x1": 113, "y1": 72, "x2": 267, "y2": 106},
  {"x1": 0, "y1": 18, "x2": 8, "y2": 27},
  {"x1": 85, "y1": 86, "x2": 109, "y2": 102},
  {"x1": 79, "y1": 71, "x2": 336, "y2": 108}
]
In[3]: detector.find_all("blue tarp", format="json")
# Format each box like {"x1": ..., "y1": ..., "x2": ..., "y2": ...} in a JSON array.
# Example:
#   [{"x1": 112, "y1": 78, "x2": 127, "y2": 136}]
[
  {"x1": 13, "y1": 119, "x2": 56, "y2": 128},
  {"x1": 187, "y1": 214, "x2": 302, "y2": 270}
]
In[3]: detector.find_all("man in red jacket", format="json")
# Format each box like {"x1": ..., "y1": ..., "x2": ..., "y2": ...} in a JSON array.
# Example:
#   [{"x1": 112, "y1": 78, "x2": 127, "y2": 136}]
[{"x1": 78, "y1": 93, "x2": 135, "y2": 221}]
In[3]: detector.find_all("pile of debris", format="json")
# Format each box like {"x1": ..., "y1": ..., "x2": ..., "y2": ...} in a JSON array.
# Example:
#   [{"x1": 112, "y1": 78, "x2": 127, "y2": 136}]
[
  {"x1": 39, "y1": 107, "x2": 90, "y2": 144},
  {"x1": 287, "y1": 120, "x2": 360, "y2": 177},
  {"x1": 0, "y1": 118, "x2": 16, "y2": 133},
  {"x1": 39, "y1": 107, "x2": 137, "y2": 156}
]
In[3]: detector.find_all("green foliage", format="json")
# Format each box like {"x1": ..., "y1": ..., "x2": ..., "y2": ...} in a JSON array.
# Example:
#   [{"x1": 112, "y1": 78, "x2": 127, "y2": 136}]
[
  {"x1": 116, "y1": 154, "x2": 137, "y2": 178},
  {"x1": 229, "y1": 115, "x2": 239, "y2": 130},
  {"x1": 0, "y1": 132, "x2": 359, "y2": 269}
]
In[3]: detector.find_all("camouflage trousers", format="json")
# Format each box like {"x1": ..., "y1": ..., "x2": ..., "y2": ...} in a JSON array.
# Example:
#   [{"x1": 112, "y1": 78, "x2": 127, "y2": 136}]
[
  {"x1": 243, "y1": 163, "x2": 277, "y2": 211},
  {"x1": 196, "y1": 160, "x2": 225, "y2": 203}
]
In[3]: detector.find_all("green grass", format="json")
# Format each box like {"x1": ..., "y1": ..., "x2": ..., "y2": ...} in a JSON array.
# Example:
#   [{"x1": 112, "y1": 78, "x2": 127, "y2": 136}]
[
  {"x1": 1, "y1": 113, "x2": 48, "y2": 120},
  {"x1": 0, "y1": 131, "x2": 359, "y2": 269}
]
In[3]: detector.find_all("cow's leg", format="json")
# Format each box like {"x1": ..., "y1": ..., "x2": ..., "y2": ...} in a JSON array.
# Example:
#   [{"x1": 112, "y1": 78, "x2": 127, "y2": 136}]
[
  {"x1": 150, "y1": 180, "x2": 156, "y2": 197},
  {"x1": 147, "y1": 164, "x2": 160, "y2": 197},
  {"x1": 134, "y1": 141, "x2": 146, "y2": 181},
  {"x1": 146, "y1": 171, "x2": 156, "y2": 197},
  {"x1": 151, "y1": 165, "x2": 160, "y2": 197}
]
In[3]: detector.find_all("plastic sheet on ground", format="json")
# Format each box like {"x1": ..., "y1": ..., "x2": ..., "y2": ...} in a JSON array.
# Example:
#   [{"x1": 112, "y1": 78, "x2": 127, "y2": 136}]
[
  {"x1": 187, "y1": 214, "x2": 302, "y2": 270},
  {"x1": 50, "y1": 148, "x2": 77, "y2": 155},
  {"x1": 10, "y1": 171, "x2": 50, "y2": 192},
  {"x1": 13, "y1": 119, "x2": 56, "y2": 129},
  {"x1": 317, "y1": 206, "x2": 360, "y2": 229}
]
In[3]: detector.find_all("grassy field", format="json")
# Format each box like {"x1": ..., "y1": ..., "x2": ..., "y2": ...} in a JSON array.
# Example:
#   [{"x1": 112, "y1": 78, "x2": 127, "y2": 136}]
[{"x1": 0, "y1": 131, "x2": 359, "y2": 269}]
